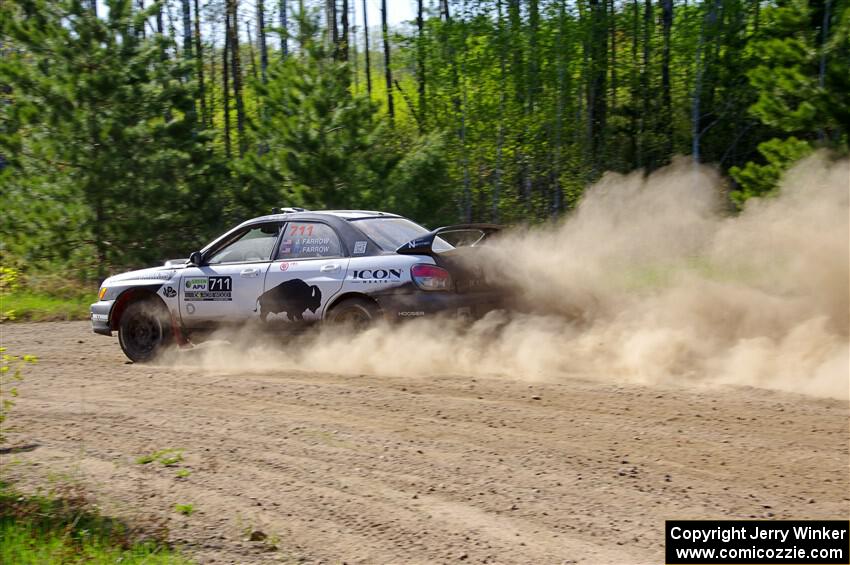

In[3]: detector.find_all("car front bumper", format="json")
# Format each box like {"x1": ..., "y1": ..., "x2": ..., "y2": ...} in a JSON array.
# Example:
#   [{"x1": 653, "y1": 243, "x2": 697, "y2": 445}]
[{"x1": 90, "y1": 300, "x2": 113, "y2": 335}]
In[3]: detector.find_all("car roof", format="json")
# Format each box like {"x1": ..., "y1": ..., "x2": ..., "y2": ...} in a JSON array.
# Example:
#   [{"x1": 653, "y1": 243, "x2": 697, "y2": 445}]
[{"x1": 241, "y1": 210, "x2": 403, "y2": 226}]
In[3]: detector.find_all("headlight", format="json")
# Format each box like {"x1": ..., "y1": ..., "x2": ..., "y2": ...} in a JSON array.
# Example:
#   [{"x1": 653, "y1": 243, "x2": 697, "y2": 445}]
[{"x1": 98, "y1": 287, "x2": 108, "y2": 300}]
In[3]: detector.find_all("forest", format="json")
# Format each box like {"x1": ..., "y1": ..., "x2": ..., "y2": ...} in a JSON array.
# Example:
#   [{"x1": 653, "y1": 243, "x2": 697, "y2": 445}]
[{"x1": 1, "y1": 0, "x2": 848, "y2": 281}]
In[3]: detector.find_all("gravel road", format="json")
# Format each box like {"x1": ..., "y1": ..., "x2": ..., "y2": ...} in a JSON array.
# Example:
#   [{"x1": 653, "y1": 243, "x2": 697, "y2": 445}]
[{"x1": 1, "y1": 321, "x2": 848, "y2": 564}]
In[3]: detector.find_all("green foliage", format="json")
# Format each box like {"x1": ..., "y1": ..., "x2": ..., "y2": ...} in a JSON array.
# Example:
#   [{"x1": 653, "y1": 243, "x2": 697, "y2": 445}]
[
  {"x1": 173, "y1": 503, "x2": 195, "y2": 516},
  {"x1": 0, "y1": 0, "x2": 229, "y2": 278},
  {"x1": 729, "y1": 137, "x2": 814, "y2": 205},
  {"x1": 0, "y1": 266, "x2": 93, "y2": 321},
  {"x1": 1, "y1": 0, "x2": 846, "y2": 284},
  {"x1": 0, "y1": 266, "x2": 22, "y2": 320},
  {"x1": 730, "y1": 0, "x2": 849, "y2": 203},
  {"x1": 747, "y1": 0, "x2": 850, "y2": 138},
  {"x1": 135, "y1": 448, "x2": 184, "y2": 466},
  {"x1": 0, "y1": 482, "x2": 191, "y2": 564},
  {"x1": 0, "y1": 291, "x2": 91, "y2": 322},
  {"x1": 0, "y1": 348, "x2": 37, "y2": 443},
  {"x1": 239, "y1": 9, "x2": 453, "y2": 226}
]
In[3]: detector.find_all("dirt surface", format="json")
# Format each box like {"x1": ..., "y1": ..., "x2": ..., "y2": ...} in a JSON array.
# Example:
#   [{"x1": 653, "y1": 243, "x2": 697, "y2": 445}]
[{"x1": 1, "y1": 321, "x2": 848, "y2": 564}]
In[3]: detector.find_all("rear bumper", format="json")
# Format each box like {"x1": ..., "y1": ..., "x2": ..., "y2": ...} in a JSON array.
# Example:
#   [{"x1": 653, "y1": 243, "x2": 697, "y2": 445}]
[
  {"x1": 90, "y1": 301, "x2": 113, "y2": 335},
  {"x1": 374, "y1": 289, "x2": 504, "y2": 321}
]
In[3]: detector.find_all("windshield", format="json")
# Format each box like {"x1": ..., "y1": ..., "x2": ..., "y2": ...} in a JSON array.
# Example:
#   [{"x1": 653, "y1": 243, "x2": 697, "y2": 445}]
[{"x1": 352, "y1": 218, "x2": 454, "y2": 252}]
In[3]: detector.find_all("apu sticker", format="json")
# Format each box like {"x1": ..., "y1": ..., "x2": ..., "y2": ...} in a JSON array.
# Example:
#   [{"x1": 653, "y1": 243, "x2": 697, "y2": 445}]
[
  {"x1": 353, "y1": 241, "x2": 367, "y2": 254},
  {"x1": 184, "y1": 276, "x2": 232, "y2": 301}
]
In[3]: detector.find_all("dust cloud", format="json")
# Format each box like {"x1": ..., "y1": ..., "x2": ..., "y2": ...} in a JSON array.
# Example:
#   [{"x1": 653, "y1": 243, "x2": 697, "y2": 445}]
[{"x1": 180, "y1": 154, "x2": 849, "y2": 399}]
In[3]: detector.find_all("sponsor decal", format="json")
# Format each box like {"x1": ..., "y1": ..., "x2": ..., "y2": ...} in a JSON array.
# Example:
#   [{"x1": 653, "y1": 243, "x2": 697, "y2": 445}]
[
  {"x1": 91, "y1": 313, "x2": 109, "y2": 321},
  {"x1": 281, "y1": 224, "x2": 337, "y2": 257},
  {"x1": 185, "y1": 277, "x2": 207, "y2": 290},
  {"x1": 398, "y1": 311, "x2": 425, "y2": 317},
  {"x1": 279, "y1": 262, "x2": 291, "y2": 271},
  {"x1": 184, "y1": 276, "x2": 232, "y2": 301},
  {"x1": 349, "y1": 268, "x2": 402, "y2": 284},
  {"x1": 163, "y1": 286, "x2": 177, "y2": 298},
  {"x1": 282, "y1": 236, "x2": 331, "y2": 255},
  {"x1": 255, "y1": 279, "x2": 322, "y2": 322},
  {"x1": 301, "y1": 245, "x2": 330, "y2": 253},
  {"x1": 353, "y1": 240, "x2": 367, "y2": 254}
]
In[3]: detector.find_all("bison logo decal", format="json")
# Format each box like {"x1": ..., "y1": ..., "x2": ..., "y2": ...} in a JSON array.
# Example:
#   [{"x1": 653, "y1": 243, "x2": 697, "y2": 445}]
[{"x1": 255, "y1": 279, "x2": 322, "y2": 322}]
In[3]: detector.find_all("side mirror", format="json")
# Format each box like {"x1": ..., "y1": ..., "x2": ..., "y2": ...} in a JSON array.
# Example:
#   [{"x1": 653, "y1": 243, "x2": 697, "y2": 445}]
[{"x1": 187, "y1": 251, "x2": 203, "y2": 266}]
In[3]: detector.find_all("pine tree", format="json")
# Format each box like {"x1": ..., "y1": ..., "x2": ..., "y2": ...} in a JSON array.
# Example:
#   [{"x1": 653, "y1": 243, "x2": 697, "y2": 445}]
[
  {"x1": 0, "y1": 0, "x2": 225, "y2": 275},
  {"x1": 241, "y1": 8, "x2": 450, "y2": 223},
  {"x1": 730, "y1": 0, "x2": 849, "y2": 203}
]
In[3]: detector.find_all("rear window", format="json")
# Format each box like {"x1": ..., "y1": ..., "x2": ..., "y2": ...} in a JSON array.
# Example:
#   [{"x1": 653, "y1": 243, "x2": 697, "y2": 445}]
[{"x1": 352, "y1": 218, "x2": 453, "y2": 252}]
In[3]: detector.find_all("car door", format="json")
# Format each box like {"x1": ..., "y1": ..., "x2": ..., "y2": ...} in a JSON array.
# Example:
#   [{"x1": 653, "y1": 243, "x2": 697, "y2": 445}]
[
  {"x1": 257, "y1": 220, "x2": 349, "y2": 324},
  {"x1": 179, "y1": 222, "x2": 282, "y2": 327}
]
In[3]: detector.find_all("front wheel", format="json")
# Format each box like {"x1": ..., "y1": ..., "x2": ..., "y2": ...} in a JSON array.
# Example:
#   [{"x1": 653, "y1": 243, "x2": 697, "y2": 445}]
[
  {"x1": 118, "y1": 299, "x2": 174, "y2": 363},
  {"x1": 326, "y1": 297, "x2": 381, "y2": 330}
]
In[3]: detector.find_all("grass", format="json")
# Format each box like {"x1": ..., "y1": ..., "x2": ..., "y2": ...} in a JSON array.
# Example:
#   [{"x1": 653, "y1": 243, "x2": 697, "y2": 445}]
[
  {"x1": 173, "y1": 504, "x2": 195, "y2": 516},
  {"x1": 136, "y1": 448, "x2": 184, "y2": 467},
  {"x1": 1, "y1": 291, "x2": 92, "y2": 322},
  {"x1": 1, "y1": 266, "x2": 95, "y2": 322},
  {"x1": 0, "y1": 482, "x2": 192, "y2": 565}
]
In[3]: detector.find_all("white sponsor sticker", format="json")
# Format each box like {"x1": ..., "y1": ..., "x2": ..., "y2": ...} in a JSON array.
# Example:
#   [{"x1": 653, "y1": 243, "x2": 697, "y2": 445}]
[
  {"x1": 92, "y1": 313, "x2": 108, "y2": 321},
  {"x1": 353, "y1": 241, "x2": 367, "y2": 254}
]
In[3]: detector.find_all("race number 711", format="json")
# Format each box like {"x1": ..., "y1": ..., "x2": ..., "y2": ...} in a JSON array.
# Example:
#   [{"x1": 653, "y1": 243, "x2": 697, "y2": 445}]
[
  {"x1": 208, "y1": 276, "x2": 232, "y2": 292},
  {"x1": 289, "y1": 224, "x2": 314, "y2": 236}
]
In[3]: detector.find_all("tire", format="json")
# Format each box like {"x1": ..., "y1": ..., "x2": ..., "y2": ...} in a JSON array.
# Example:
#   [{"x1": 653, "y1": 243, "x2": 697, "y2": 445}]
[
  {"x1": 326, "y1": 297, "x2": 381, "y2": 329},
  {"x1": 118, "y1": 299, "x2": 174, "y2": 363}
]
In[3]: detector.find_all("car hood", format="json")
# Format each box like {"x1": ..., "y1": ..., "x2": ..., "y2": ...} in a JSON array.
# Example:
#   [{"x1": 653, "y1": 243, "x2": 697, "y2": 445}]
[{"x1": 105, "y1": 265, "x2": 181, "y2": 285}]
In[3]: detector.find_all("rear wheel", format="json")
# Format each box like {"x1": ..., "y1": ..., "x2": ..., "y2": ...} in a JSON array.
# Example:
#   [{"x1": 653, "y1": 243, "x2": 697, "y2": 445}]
[
  {"x1": 118, "y1": 299, "x2": 174, "y2": 363},
  {"x1": 326, "y1": 297, "x2": 380, "y2": 329}
]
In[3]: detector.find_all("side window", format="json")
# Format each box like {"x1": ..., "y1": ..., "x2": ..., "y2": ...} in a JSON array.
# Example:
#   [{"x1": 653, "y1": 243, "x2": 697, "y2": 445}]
[
  {"x1": 207, "y1": 224, "x2": 281, "y2": 265},
  {"x1": 276, "y1": 223, "x2": 342, "y2": 260}
]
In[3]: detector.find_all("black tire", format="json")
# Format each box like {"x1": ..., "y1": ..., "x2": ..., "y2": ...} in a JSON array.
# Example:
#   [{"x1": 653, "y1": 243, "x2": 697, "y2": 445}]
[
  {"x1": 118, "y1": 299, "x2": 174, "y2": 363},
  {"x1": 326, "y1": 297, "x2": 381, "y2": 329}
]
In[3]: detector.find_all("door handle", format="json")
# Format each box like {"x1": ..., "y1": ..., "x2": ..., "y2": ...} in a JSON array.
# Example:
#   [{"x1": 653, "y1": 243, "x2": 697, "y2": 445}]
[
  {"x1": 320, "y1": 264, "x2": 340, "y2": 273},
  {"x1": 240, "y1": 268, "x2": 260, "y2": 277}
]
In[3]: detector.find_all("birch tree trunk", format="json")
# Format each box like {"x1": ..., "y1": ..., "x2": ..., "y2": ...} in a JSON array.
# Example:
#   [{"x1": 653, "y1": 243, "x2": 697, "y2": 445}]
[
  {"x1": 279, "y1": 0, "x2": 288, "y2": 57},
  {"x1": 381, "y1": 0, "x2": 394, "y2": 122},
  {"x1": 661, "y1": 0, "x2": 673, "y2": 156},
  {"x1": 223, "y1": 11, "x2": 232, "y2": 159},
  {"x1": 246, "y1": 20, "x2": 259, "y2": 82},
  {"x1": 416, "y1": 0, "x2": 426, "y2": 127},
  {"x1": 229, "y1": 0, "x2": 246, "y2": 156},
  {"x1": 340, "y1": 0, "x2": 349, "y2": 62},
  {"x1": 493, "y1": 0, "x2": 506, "y2": 223},
  {"x1": 258, "y1": 0, "x2": 269, "y2": 82},
  {"x1": 181, "y1": 0, "x2": 193, "y2": 57},
  {"x1": 362, "y1": 0, "x2": 372, "y2": 97},
  {"x1": 192, "y1": 0, "x2": 206, "y2": 125}
]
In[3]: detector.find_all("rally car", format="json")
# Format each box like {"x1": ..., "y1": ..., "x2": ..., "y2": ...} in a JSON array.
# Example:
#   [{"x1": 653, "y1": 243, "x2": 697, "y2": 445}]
[{"x1": 91, "y1": 209, "x2": 503, "y2": 362}]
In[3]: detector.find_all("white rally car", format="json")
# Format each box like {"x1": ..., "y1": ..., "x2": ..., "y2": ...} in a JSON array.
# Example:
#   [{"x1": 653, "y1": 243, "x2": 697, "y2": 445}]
[{"x1": 91, "y1": 209, "x2": 503, "y2": 362}]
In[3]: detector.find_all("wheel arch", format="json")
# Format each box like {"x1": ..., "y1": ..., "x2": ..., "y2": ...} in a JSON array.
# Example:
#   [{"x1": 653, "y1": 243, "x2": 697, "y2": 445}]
[
  {"x1": 324, "y1": 292, "x2": 381, "y2": 318},
  {"x1": 110, "y1": 286, "x2": 168, "y2": 331}
]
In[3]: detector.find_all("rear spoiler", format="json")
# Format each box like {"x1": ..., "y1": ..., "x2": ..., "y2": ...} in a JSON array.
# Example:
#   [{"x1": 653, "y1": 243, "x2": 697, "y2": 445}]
[{"x1": 396, "y1": 224, "x2": 502, "y2": 256}]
